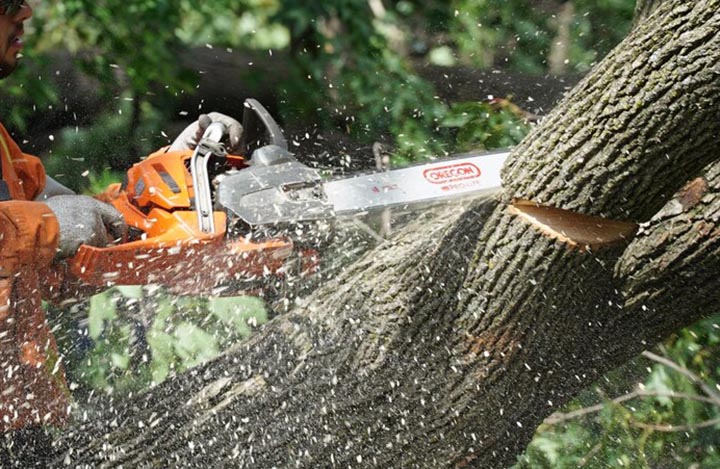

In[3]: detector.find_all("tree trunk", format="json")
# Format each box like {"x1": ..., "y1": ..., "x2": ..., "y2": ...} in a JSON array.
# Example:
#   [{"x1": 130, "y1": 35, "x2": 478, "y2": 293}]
[
  {"x1": 548, "y1": 2, "x2": 575, "y2": 75},
  {"x1": 634, "y1": 0, "x2": 664, "y2": 26},
  {"x1": 50, "y1": 1, "x2": 720, "y2": 467}
]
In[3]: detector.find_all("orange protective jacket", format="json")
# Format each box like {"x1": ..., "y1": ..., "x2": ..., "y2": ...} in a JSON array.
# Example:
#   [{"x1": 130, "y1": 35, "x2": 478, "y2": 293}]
[{"x1": 0, "y1": 123, "x2": 70, "y2": 432}]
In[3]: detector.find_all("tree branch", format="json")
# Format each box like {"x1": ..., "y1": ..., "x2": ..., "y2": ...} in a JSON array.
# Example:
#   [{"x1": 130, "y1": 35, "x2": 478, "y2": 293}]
[
  {"x1": 641, "y1": 351, "x2": 720, "y2": 406},
  {"x1": 544, "y1": 389, "x2": 719, "y2": 425},
  {"x1": 630, "y1": 417, "x2": 720, "y2": 433}
]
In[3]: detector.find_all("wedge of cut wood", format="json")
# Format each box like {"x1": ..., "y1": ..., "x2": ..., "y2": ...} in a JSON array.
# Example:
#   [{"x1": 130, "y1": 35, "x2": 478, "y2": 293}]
[{"x1": 508, "y1": 199, "x2": 638, "y2": 251}]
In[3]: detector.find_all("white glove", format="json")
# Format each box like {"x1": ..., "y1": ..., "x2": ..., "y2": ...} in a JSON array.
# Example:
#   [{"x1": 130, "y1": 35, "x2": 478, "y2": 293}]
[
  {"x1": 168, "y1": 112, "x2": 243, "y2": 154},
  {"x1": 45, "y1": 195, "x2": 127, "y2": 259}
]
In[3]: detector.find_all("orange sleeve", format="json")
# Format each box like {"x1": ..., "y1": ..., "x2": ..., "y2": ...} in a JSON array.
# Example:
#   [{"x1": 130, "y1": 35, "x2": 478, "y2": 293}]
[
  {"x1": 13, "y1": 153, "x2": 47, "y2": 200},
  {"x1": 0, "y1": 200, "x2": 59, "y2": 277},
  {"x1": 0, "y1": 123, "x2": 47, "y2": 200}
]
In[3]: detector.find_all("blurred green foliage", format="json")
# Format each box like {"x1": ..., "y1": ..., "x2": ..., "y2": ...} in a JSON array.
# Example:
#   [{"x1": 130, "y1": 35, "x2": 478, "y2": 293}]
[
  {"x1": 272, "y1": 0, "x2": 450, "y2": 161},
  {"x1": 10, "y1": 0, "x2": 637, "y2": 185},
  {"x1": 42, "y1": 96, "x2": 167, "y2": 192},
  {"x1": 53, "y1": 287, "x2": 267, "y2": 396},
  {"x1": 450, "y1": 0, "x2": 634, "y2": 73},
  {"x1": 0, "y1": 49, "x2": 59, "y2": 132},
  {"x1": 516, "y1": 316, "x2": 720, "y2": 468},
  {"x1": 17, "y1": 1, "x2": 718, "y2": 466},
  {"x1": 441, "y1": 99, "x2": 531, "y2": 151}
]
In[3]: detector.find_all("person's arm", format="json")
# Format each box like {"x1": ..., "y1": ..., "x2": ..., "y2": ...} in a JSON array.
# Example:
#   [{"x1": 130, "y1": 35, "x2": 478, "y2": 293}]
[
  {"x1": 15, "y1": 156, "x2": 125, "y2": 300},
  {"x1": 0, "y1": 200, "x2": 59, "y2": 278}
]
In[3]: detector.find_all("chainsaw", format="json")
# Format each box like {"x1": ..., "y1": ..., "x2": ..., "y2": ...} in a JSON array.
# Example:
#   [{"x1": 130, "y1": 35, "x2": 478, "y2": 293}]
[{"x1": 66, "y1": 99, "x2": 510, "y2": 295}]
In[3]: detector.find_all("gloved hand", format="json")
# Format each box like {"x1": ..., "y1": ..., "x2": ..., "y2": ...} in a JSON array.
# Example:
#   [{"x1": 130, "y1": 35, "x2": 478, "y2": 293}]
[
  {"x1": 45, "y1": 195, "x2": 127, "y2": 259},
  {"x1": 168, "y1": 112, "x2": 243, "y2": 154}
]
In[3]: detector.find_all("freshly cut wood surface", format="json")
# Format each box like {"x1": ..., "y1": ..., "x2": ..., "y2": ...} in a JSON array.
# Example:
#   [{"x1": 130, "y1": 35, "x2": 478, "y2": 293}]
[{"x1": 509, "y1": 199, "x2": 638, "y2": 250}]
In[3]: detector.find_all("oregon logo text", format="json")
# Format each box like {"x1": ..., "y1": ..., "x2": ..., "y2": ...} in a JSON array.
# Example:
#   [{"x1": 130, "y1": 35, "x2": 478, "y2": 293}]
[{"x1": 423, "y1": 162, "x2": 481, "y2": 184}]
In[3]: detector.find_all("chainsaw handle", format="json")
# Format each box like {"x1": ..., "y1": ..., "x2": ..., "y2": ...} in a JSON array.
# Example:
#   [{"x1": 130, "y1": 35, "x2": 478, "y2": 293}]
[
  {"x1": 240, "y1": 99, "x2": 288, "y2": 155},
  {"x1": 192, "y1": 121, "x2": 228, "y2": 234}
]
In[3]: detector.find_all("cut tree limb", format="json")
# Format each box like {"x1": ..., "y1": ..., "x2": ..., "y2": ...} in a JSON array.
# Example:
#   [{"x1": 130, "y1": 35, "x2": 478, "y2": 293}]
[{"x1": 508, "y1": 199, "x2": 638, "y2": 250}]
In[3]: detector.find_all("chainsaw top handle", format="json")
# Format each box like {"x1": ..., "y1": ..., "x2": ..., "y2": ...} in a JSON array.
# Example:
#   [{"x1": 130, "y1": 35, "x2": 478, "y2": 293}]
[{"x1": 191, "y1": 121, "x2": 228, "y2": 234}]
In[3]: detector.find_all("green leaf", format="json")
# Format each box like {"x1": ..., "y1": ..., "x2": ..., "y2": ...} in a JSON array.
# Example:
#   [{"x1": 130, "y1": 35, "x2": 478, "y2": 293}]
[
  {"x1": 172, "y1": 322, "x2": 220, "y2": 369},
  {"x1": 111, "y1": 352, "x2": 130, "y2": 370},
  {"x1": 644, "y1": 366, "x2": 674, "y2": 408},
  {"x1": 88, "y1": 291, "x2": 117, "y2": 339},
  {"x1": 115, "y1": 285, "x2": 144, "y2": 299},
  {"x1": 208, "y1": 296, "x2": 268, "y2": 337},
  {"x1": 146, "y1": 329, "x2": 175, "y2": 384}
]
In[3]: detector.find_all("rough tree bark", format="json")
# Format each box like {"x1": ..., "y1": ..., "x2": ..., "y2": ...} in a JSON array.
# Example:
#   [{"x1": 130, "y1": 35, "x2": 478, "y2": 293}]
[
  {"x1": 49, "y1": 1, "x2": 720, "y2": 467},
  {"x1": 634, "y1": 0, "x2": 664, "y2": 26}
]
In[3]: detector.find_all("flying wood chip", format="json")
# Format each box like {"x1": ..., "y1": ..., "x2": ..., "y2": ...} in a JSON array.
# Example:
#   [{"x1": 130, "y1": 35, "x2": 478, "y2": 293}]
[{"x1": 508, "y1": 199, "x2": 638, "y2": 251}]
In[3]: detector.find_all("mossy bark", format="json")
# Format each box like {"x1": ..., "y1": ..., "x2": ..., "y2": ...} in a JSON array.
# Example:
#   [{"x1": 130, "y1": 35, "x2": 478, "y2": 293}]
[{"x1": 51, "y1": 1, "x2": 720, "y2": 467}]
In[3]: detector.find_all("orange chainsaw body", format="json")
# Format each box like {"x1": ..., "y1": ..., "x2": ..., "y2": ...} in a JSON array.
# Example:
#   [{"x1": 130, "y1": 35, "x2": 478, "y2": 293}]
[{"x1": 67, "y1": 149, "x2": 295, "y2": 293}]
